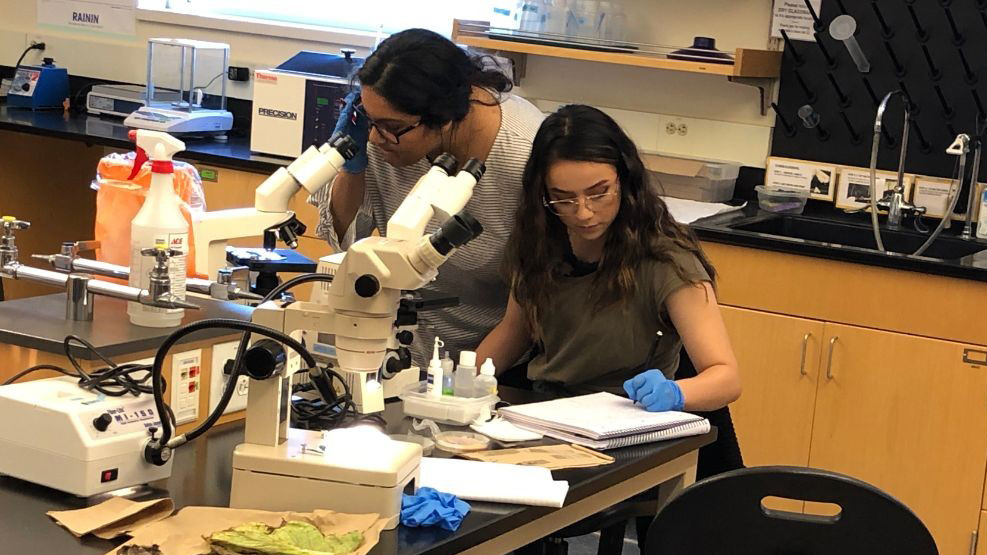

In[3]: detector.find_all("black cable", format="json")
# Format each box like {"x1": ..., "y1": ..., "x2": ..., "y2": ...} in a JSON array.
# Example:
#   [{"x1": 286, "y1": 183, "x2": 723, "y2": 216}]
[
  {"x1": 2, "y1": 364, "x2": 75, "y2": 385},
  {"x1": 148, "y1": 319, "x2": 317, "y2": 461},
  {"x1": 60, "y1": 335, "x2": 179, "y2": 428},
  {"x1": 183, "y1": 272, "x2": 337, "y2": 443},
  {"x1": 259, "y1": 272, "x2": 335, "y2": 304},
  {"x1": 12, "y1": 43, "x2": 44, "y2": 74},
  {"x1": 63, "y1": 335, "x2": 155, "y2": 397}
]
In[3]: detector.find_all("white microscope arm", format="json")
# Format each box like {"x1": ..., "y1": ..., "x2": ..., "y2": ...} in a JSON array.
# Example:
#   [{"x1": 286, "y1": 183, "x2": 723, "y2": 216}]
[
  {"x1": 191, "y1": 136, "x2": 357, "y2": 278},
  {"x1": 246, "y1": 155, "x2": 485, "y2": 423}
]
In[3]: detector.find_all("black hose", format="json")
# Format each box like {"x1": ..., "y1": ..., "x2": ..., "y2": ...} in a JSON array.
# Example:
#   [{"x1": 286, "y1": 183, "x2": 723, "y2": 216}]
[
  {"x1": 147, "y1": 318, "x2": 316, "y2": 464},
  {"x1": 180, "y1": 273, "x2": 337, "y2": 443}
]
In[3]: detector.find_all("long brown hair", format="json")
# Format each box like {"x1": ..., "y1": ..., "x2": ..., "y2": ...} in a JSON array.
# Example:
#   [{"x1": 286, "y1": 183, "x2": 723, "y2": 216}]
[{"x1": 506, "y1": 104, "x2": 716, "y2": 334}]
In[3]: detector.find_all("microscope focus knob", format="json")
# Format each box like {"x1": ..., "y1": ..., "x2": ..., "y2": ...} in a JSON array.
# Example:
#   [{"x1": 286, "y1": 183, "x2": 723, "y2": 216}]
[
  {"x1": 354, "y1": 274, "x2": 380, "y2": 298},
  {"x1": 396, "y1": 330, "x2": 414, "y2": 345},
  {"x1": 92, "y1": 412, "x2": 112, "y2": 432}
]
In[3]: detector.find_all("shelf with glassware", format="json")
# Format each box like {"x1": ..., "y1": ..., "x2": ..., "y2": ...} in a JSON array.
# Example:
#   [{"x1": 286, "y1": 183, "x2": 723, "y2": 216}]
[
  {"x1": 451, "y1": 19, "x2": 781, "y2": 77},
  {"x1": 451, "y1": 20, "x2": 781, "y2": 113}
]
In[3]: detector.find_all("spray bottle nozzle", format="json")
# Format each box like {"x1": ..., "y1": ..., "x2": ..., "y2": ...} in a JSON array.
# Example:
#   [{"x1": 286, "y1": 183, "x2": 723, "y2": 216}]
[
  {"x1": 127, "y1": 130, "x2": 149, "y2": 180},
  {"x1": 126, "y1": 129, "x2": 186, "y2": 180}
]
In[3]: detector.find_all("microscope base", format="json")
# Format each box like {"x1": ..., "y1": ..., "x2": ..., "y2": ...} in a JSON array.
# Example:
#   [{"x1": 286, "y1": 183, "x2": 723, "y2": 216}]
[
  {"x1": 383, "y1": 366, "x2": 420, "y2": 400},
  {"x1": 230, "y1": 429, "x2": 421, "y2": 529}
]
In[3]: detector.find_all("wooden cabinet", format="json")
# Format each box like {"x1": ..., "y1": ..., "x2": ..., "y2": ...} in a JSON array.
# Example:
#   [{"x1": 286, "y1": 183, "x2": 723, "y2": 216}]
[
  {"x1": 977, "y1": 512, "x2": 987, "y2": 555},
  {"x1": 807, "y1": 323, "x2": 987, "y2": 555},
  {"x1": 709, "y1": 241, "x2": 987, "y2": 553},
  {"x1": 720, "y1": 306, "x2": 822, "y2": 469}
]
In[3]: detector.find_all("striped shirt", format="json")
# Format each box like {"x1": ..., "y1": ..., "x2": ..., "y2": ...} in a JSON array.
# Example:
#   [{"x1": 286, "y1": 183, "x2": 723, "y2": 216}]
[{"x1": 311, "y1": 93, "x2": 545, "y2": 364}]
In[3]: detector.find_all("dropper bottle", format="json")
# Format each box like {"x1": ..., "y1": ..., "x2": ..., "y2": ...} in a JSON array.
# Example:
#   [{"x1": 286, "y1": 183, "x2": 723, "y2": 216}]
[{"x1": 426, "y1": 337, "x2": 444, "y2": 399}]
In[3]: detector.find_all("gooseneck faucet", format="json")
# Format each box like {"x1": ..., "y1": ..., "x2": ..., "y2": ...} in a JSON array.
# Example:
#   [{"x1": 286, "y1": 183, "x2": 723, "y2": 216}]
[{"x1": 870, "y1": 91, "x2": 926, "y2": 234}]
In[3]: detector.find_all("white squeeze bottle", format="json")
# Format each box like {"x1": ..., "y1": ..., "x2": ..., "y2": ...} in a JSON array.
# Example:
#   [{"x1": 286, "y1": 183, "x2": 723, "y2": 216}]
[
  {"x1": 475, "y1": 357, "x2": 498, "y2": 397},
  {"x1": 127, "y1": 130, "x2": 189, "y2": 328},
  {"x1": 455, "y1": 351, "x2": 478, "y2": 397},
  {"x1": 426, "y1": 337, "x2": 444, "y2": 399}
]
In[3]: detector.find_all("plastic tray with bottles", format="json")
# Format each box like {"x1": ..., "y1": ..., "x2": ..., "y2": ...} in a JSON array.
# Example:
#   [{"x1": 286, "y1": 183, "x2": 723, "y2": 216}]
[{"x1": 399, "y1": 381, "x2": 499, "y2": 425}]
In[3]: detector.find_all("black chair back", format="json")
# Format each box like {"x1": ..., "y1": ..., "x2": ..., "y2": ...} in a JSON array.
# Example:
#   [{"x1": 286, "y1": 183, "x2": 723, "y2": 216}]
[{"x1": 647, "y1": 465, "x2": 938, "y2": 555}]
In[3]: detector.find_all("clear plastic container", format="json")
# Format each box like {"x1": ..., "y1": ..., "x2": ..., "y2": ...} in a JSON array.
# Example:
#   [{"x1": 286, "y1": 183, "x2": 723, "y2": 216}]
[
  {"x1": 400, "y1": 381, "x2": 498, "y2": 425},
  {"x1": 755, "y1": 185, "x2": 810, "y2": 214},
  {"x1": 641, "y1": 153, "x2": 741, "y2": 202}
]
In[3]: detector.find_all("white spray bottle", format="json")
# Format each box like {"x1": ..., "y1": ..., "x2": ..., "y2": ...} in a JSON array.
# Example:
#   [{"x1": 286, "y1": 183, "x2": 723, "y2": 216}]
[{"x1": 127, "y1": 129, "x2": 189, "y2": 328}]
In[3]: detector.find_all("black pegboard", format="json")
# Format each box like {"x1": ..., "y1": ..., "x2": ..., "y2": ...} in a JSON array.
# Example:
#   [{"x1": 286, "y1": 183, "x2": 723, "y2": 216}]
[{"x1": 771, "y1": 0, "x2": 987, "y2": 213}]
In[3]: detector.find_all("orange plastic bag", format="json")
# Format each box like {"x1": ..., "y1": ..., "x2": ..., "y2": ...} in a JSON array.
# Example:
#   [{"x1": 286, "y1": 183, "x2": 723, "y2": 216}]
[{"x1": 92, "y1": 152, "x2": 207, "y2": 279}]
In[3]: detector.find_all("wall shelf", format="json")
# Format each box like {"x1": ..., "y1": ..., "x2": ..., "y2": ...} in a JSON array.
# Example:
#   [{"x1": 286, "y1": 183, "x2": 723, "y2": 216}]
[{"x1": 452, "y1": 19, "x2": 781, "y2": 114}]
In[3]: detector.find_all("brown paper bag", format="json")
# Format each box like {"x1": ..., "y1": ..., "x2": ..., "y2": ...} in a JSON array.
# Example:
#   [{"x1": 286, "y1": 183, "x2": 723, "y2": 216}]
[
  {"x1": 108, "y1": 506, "x2": 387, "y2": 555},
  {"x1": 460, "y1": 443, "x2": 615, "y2": 470},
  {"x1": 48, "y1": 497, "x2": 175, "y2": 539}
]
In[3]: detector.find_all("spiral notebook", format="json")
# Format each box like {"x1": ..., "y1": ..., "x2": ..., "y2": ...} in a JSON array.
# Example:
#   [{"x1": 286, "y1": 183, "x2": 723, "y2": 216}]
[
  {"x1": 499, "y1": 392, "x2": 709, "y2": 444},
  {"x1": 530, "y1": 418, "x2": 711, "y2": 450}
]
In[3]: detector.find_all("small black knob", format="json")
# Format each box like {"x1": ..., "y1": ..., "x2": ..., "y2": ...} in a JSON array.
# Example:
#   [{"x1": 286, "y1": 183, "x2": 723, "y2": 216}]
[
  {"x1": 20, "y1": 83, "x2": 30, "y2": 92},
  {"x1": 92, "y1": 413, "x2": 112, "y2": 432},
  {"x1": 354, "y1": 274, "x2": 380, "y2": 298},
  {"x1": 396, "y1": 330, "x2": 414, "y2": 345}
]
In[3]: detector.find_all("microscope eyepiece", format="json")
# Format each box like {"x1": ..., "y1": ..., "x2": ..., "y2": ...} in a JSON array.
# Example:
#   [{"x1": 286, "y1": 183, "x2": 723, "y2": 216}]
[
  {"x1": 330, "y1": 134, "x2": 358, "y2": 161},
  {"x1": 429, "y1": 211, "x2": 484, "y2": 255},
  {"x1": 461, "y1": 158, "x2": 486, "y2": 181},
  {"x1": 432, "y1": 153, "x2": 458, "y2": 175}
]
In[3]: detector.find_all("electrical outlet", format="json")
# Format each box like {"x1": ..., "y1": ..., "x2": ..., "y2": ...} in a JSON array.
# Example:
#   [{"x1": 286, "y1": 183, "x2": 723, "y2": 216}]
[
  {"x1": 677, "y1": 123, "x2": 688, "y2": 136},
  {"x1": 209, "y1": 340, "x2": 249, "y2": 415},
  {"x1": 665, "y1": 122, "x2": 677, "y2": 135},
  {"x1": 171, "y1": 349, "x2": 202, "y2": 425}
]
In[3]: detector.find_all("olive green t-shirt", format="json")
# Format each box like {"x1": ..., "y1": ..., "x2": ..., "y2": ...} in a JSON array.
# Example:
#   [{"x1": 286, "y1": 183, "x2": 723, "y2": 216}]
[{"x1": 525, "y1": 246, "x2": 711, "y2": 395}]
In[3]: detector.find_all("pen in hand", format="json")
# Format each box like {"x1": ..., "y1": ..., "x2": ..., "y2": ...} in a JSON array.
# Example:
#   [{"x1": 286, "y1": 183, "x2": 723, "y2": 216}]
[{"x1": 632, "y1": 330, "x2": 664, "y2": 406}]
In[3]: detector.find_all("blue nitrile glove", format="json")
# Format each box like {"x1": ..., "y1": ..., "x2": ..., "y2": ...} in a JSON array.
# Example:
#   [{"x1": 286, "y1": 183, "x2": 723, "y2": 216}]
[
  {"x1": 401, "y1": 487, "x2": 471, "y2": 531},
  {"x1": 623, "y1": 369, "x2": 685, "y2": 412},
  {"x1": 334, "y1": 90, "x2": 370, "y2": 173}
]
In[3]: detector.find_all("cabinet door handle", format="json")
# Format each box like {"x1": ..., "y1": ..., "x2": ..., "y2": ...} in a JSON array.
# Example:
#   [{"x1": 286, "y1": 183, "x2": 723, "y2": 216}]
[
  {"x1": 799, "y1": 333, "x2": 812, "y2": 376},
  {"x1": 826, "y1": 336, "x2": 839, "y2": 380}
]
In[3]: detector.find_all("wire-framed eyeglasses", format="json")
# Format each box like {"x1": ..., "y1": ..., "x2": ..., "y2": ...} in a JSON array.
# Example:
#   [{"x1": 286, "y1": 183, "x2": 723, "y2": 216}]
[{"x1": 543, "y1": 186, "x2": 620, "y2": 216}]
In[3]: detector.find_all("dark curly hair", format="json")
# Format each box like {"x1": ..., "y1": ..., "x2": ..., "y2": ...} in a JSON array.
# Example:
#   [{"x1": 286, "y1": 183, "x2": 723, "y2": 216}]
[
  {"x1": 507, "y1": 104, "x2": 717, "y2": 334},
  {"x1": 356, "y1": 28, "x2": 512, "y2": 129}
]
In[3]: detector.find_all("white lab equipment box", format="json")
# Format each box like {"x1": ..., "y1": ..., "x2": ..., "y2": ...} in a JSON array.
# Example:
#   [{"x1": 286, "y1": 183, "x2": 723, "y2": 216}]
[{"x1": 250, "y1": 69, "x2": 350, "y2": 158}]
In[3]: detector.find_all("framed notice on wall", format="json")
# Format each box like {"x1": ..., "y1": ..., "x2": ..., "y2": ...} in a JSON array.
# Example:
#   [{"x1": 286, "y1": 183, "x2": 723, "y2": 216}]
[
  {"x1": 765, "y1": 157, "x2": 837, "y2": 201},
  {"x1": 835, "y1": 168, "x2": 914, "y2": 211}
]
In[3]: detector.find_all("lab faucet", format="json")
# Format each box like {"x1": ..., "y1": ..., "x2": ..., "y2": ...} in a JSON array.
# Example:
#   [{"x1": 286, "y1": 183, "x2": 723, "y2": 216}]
[
  {"x1": 33, "y1": 240, "x2": 262, "y2": 302},
  {"x1": 0, "y1": 217, "x2": 199, "y2": 320},
  {"x1": 867, "y1": 91, "x2": 970, "y2": 257},
  {"x1": 870, "y1": 91, "x2": 926, "y2": 230}
]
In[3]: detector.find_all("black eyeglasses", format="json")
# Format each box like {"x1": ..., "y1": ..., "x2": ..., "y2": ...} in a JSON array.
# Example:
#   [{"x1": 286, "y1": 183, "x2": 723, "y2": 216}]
[{"x1": 354, "y1": 98, "x2": 422, "y2": 145}]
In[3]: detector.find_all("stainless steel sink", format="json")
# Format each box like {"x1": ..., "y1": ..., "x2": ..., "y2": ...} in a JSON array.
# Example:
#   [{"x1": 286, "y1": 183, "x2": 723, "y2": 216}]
[{"x1": 728, "y1": 215, "x2": 987, "y2": 260}]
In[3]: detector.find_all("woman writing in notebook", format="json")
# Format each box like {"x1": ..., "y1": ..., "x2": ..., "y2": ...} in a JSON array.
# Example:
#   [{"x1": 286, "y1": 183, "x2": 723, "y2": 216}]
[{"x1": 476, "y1": 105, "x2": 741, "y2": 412}]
